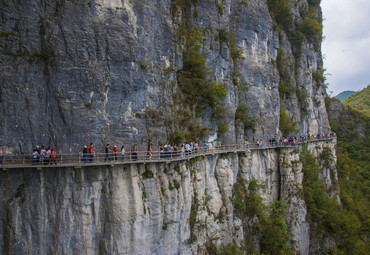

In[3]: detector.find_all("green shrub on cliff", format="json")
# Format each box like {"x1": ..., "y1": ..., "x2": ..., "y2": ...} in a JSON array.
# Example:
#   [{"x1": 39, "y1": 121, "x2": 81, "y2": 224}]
[
  {"x1": 300, "y1": 15, "x2": 322, "y2": 45},
  {"x1": 235, "y1": 104, "x2": 257, "y2": 133},
  {"x1": 230, "y1": 177, "x2": 294, "y2": 254},
  {"x1": 307, "y1": 0, "x2": 322, "y2": 7},
  {"x1": 267, "y1": 0, "x2": 323, "y2": 59},
  {"x1": 312, "y1": 67, "x2": 326, "y2": 88},
  {"x1": 279, "y1": 108, "x2": 297, "y2": 136},
  {"x1": 163, "y1": 26, "x2": 229, "y2": 142},
  {"x1": 276, "y1": 48, "x2": 294, "y2": 99},
  {"x1": 266, "y1": 0, "x2": 293, "y2": 32},
  {"x1": 177, "y1": 26, "x2": 227, "y2": 112}
]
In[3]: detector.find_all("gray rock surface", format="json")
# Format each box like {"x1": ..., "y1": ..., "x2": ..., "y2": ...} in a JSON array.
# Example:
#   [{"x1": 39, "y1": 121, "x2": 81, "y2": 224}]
[
  {"x1": 0, "y1": 140, "x2": 338, "y2": 254},
  {"x1": 0, "y1": 0, "x2": 330, "y2": 154}
]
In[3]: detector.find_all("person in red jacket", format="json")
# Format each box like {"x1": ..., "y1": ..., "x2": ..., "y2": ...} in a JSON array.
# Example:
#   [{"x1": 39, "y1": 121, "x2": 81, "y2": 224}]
[
  {"x1": 113, "y1": 145, "x2": 117, "y2": 161},
  {"x1": 89, "y1": 143, "x2": 94, "y2": 162}
]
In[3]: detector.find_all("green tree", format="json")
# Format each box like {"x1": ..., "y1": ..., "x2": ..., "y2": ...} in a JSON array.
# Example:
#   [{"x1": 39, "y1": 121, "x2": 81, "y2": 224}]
[
  {"x1": 235, "y1": 104, "x2": 257, "y2": 133},
  {"x1": 279, "y1": 108, "x2": 297, "y2": 136}
]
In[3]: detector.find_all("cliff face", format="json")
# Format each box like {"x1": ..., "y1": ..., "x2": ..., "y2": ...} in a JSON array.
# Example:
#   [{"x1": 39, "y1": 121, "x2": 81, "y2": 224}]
[
  {"x1": 0, "y1": 0, "x2": 330, "y2": 153},
  {"x1": 0, "y1": 140, "x2": 337, "y2": 255}
]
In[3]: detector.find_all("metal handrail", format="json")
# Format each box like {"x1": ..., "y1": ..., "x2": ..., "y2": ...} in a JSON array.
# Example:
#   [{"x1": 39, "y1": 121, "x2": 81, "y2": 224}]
[{"x1": 0, "y1": 137, "x2": 335, "y2": 169}]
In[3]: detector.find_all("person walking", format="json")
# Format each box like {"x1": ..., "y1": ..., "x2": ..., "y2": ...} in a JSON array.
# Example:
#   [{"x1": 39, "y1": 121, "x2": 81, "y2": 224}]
[
  {"x1": 50, "y1": 148, "x2": 57, "y2": 165},
  {"x1": 132, "y1": 145, "x2": 138, "y2": 161},
  {"x1": 45, "y1": 147, "x2": 51, "y2": 164},
  {"x1": 167, "y1": 144, "x2": 172, "y2": 158},
  {"x1": 147, "y1": 145, "x2": 153, "y2": 160},
  {"x1": 181, "y1": 144, "x2": 186, "y2": 158},
  {"x1": 185, "y1": 143, "x2": 190, "y2": 156},
  {"x1": 40, "y1": 146, "x2": 46, "y2": 164},
  {"x1": 113, "y1": 145, "x2": 117, "y2": 161},
  {"x1": 121, "y1": 145, "x2": 125, "y2": 161},
  {"x1": 82, "y1": 145, "x2": 88, "y2": 164},
  {"x1": 32, "y1": 149, "x2": 39, "y2": 165},
  {"x1": 89, "y1": 143, "x2": 94, "y2": 162},
  {"x1": 204, "y1": 142, "x2": 208, "y2": 153},
  {"x1": 105, "y1": 144, "x2": 111, "y2": 162},
  {"x1": 244, "y1": 139, "x2": 248, "y2": 149},
  {"x1": 159, "y1": 145, "x2": 164, "y2": 159},
  {"x1": 173, "y1": 145, "x2": 179, "y2": 157}
]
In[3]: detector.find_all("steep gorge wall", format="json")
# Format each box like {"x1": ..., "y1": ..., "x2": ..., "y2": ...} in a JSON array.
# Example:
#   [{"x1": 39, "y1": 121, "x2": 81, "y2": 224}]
[
  {"x1": 0, "y1": 140, "x2": 337, "y2": 255},
  {"x1": 0, "y1": 0, "x2": 330, "y2": 153}
]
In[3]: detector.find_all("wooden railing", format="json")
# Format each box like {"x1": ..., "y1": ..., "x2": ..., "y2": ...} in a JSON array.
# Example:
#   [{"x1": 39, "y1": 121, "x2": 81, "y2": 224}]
[{"x1": 0, "y1": 137, "x2": 335, "y2": 170}]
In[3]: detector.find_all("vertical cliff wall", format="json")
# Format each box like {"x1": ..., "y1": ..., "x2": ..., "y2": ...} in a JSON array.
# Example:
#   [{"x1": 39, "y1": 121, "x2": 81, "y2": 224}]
[
  {"x1": 0, "y1": 0, "x2": 330, "y2": 153},
  {"x1": 0, "y1": 140, "x2": 337, "y2": 254}
]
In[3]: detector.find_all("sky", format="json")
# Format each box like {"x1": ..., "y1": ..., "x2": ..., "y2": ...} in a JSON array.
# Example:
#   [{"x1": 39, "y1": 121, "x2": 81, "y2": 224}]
[{"x1": 321, "y1": 0, "x2": 370, "y2": 96}]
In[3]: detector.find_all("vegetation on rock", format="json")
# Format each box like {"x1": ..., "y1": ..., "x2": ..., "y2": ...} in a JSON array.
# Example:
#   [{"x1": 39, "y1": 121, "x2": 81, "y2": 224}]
[
  {"x1": 229, "y1": 177, "x2": 294, "y2": 254},
  {"x1": 302, "y1": 98, "x2": 370, "y2": 254},
  {"x1": 276, "y1": 48, "x2": 294, "y2": 99},
  {"x1": 312, "y1": 66, "x2": 326, "y2": 88},
  {"x1": 235, "y1": 104, "x2": 257, "y2": 133},
  {"x1": 267, "y1": 0, "x2": 323, "y2": 58},
  {"x1": 279, "y1": 108, "x2": 297, "y2": 137}
]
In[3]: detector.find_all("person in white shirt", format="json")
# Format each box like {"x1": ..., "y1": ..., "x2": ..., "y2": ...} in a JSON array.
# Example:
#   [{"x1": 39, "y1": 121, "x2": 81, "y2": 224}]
[{"x1": 32, "y1": 149, "x2": 39, "y2": 165}]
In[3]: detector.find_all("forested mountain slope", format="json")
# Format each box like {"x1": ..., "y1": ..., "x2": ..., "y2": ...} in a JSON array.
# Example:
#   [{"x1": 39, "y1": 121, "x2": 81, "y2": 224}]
[{"x1": 343, "y1": 85, "x2": 370, "y2": 117}]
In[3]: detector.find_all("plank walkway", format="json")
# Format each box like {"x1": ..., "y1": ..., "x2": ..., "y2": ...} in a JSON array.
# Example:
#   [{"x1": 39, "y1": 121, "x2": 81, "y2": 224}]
[{"x1": 0, "y1": 138, "x2": 335, "y2": 170}]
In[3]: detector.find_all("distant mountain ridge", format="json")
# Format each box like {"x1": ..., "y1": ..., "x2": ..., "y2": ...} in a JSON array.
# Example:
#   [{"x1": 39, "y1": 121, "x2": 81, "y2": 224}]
[
  {"x1": 343, "y1": 85, "x2": 370, "y2": 117},
  {"x1": 334, "y1": 90, "x2": 356, "y2": 101}
]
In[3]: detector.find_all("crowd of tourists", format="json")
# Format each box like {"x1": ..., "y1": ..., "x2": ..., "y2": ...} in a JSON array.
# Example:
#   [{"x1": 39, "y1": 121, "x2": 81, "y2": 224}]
[
  {"x1": 267, "y1": 133, "x2": 336, "y2": 147},
  {"x1": 81, "y1": 143, "x2": 131, "y2": 164},
  {"x1": 0, "y1": 133, "x2": 335, "y2": 166},
  {"x1": 78, "y1": 133, "x2": 335, "y2": 163},
  {"x1": 31, "y1": 145, "x2": 57, "y2": 165},
  {"x1": 79, "y1": 141, "x2": 207, "y2": 164},
  {"x1": 158, "y1": 142, "x2": 205, "y2": 159}
]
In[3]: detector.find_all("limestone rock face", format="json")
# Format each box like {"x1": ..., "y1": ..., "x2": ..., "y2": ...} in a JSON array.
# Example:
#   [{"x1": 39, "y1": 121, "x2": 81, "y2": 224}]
[
  {"x1": 0, "y1": 140, "x2": 338, "y2": 254},
  {"x1": 0, "y1": 0, "x2": 330, "y2": 153}
]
